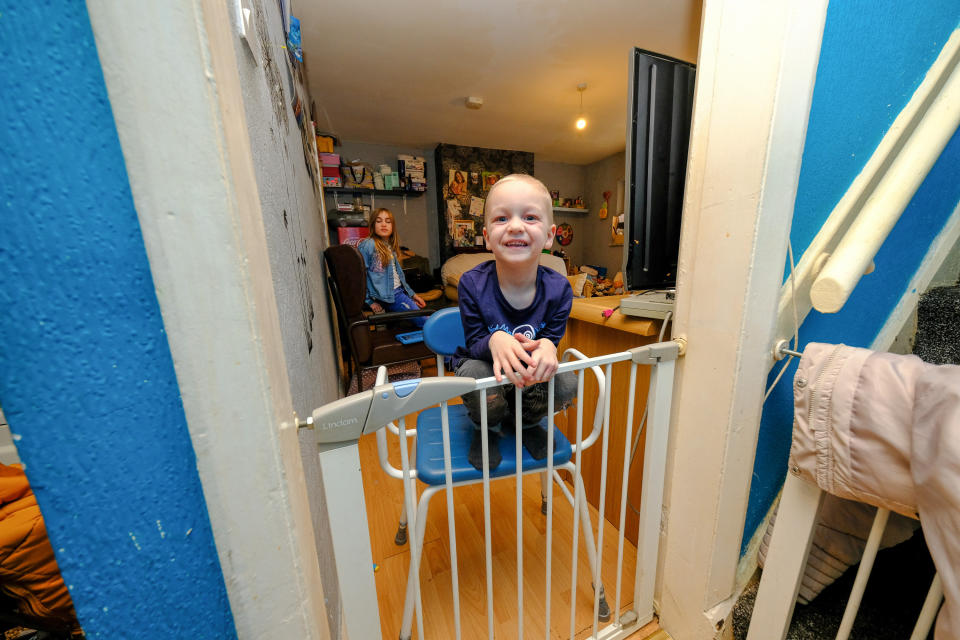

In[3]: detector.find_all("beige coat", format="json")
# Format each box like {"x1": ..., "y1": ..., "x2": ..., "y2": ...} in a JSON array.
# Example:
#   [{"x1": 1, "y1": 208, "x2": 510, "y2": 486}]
[{"x1": 789, "y1": 342, "x2": 960, "y2": 639}]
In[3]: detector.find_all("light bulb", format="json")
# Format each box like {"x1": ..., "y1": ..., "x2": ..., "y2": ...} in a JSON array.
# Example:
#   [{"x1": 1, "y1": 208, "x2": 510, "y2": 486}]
[{"x1": 575, "y1": 83, "x2": 588, "y2": 130}]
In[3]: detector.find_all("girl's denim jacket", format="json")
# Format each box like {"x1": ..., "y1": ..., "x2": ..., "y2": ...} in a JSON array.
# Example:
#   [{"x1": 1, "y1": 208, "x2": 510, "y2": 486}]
[{"x1": 358, "y1": 238, "x2": 415, "y2": 305}]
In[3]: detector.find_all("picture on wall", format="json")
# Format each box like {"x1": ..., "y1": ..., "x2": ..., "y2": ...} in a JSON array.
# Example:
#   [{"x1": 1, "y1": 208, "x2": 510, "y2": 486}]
[
  {"x1": 469, "y1": 196, "x2": 484, "y2": 217},
  {"x1": 448, "y1": 169, "x2": 468, "y2": 197},
  {"x1": 446, "y1": 199, "x2": 463, "y2": 238},
  {"x1": 453, "y1": 219, "x2": 477, "y2": 248},
  {"x1": 611, "y1": 213, "x2": 625, "y2": 246},
  {"x1": 481, "y1": 171, "x2": 501, "y2": 192}
]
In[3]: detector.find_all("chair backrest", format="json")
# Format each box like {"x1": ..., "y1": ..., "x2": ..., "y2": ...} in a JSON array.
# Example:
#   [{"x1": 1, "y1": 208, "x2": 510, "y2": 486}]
[
  {"x1": 422, "y1": 307, "x2": 465, "y2": 357},
  {"x1": 323, "y1": 244, "x2": 373, "y2": 363}
]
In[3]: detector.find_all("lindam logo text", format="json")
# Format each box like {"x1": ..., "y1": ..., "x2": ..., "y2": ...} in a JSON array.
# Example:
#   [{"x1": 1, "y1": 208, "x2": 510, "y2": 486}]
[{"x1": 321, "y1": 416, "x2": 359, "y2": 430}]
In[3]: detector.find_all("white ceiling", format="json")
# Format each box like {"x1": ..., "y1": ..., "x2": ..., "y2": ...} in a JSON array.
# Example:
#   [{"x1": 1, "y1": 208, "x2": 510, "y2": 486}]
[{"x1": 299, "y1": 0, "x2": 702, "y2": 165}]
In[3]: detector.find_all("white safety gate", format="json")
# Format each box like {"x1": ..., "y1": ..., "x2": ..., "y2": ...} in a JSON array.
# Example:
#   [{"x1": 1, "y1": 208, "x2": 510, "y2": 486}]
[
  {"x1": 747, "y1": 474, "x2": 943, "y2": 640},
  {"x1": 305, "y1": 340, "x2": 679, "y2": 640}
]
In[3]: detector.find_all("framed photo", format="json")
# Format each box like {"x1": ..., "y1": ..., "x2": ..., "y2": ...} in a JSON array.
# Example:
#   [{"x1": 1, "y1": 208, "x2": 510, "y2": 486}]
[
  {"x1": 448, "y1": 169, "x2": 468, "y2": 197},
  {"x1": 610, "y1": 213, "x2": 625, "y2": 246},
  {"x1": 481, "y1": 171, "x2": 501, "y2": 192},
  {"x1": 454, "y1": 219, "x2": 477, "y2": 248}
]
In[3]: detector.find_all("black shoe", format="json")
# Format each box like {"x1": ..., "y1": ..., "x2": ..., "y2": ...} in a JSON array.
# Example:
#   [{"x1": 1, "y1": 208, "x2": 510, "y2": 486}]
[
  {"x1": 468, "y1": 429, "x2": 501, "y2": 471},
  {"x1": 521, "y1": 426, "x2": 549, "y2": 460}
]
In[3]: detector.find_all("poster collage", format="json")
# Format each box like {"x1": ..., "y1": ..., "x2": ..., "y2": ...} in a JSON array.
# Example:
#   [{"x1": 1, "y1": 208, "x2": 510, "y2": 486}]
[
  {"x1": 434, "y1": 144, "x2": 535, "y2": 264},
  {"x1": 443, "y1": 168, "x2": 506, "y2": 249}
]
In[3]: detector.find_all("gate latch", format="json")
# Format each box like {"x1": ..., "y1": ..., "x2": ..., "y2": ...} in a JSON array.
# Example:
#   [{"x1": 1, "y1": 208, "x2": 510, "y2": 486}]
[{"x1": 297, "y1": 377, "x2": 476, "y2": 444}]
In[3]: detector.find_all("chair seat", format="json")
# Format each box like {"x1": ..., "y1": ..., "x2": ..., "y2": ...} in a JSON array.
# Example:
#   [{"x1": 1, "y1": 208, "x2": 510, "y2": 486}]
[{"x1": 415, "y1": 404, "x2": 572, "y2": 485}]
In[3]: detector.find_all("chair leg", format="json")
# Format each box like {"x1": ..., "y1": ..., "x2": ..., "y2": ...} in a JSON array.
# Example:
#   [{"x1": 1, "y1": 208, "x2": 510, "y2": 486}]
[
  {"x1": 396, "y1": 451, "x2": 416, "y2": 545},
  {"x1": 574, "y1": 475, "x2": 611, "y2": 622},
  {"x1": 540, "y1": 471, "x2": 550, "y2": 515},
  {"x1": 395, "y1": 498, "x2": 408, "y2": 545},
  {"x1": 399, "y1": 487, "x2": 438, "y2": 640}
]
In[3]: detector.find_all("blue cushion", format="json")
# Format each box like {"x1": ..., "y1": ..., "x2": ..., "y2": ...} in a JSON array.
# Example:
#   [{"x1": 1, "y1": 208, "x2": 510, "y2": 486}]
[{"x1": 415, "y1": 404, "x2": 572, "y2": 485}]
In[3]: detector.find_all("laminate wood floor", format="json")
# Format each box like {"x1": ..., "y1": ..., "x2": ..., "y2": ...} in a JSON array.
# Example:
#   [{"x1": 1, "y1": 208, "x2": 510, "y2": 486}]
[{"x1": 359, "y1": 375, "x2": 661, "y2": 640}]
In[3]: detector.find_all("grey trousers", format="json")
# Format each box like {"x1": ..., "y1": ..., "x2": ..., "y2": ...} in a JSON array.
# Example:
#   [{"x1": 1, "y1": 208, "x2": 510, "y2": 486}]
[{"x1": 455, "y1": 358, "x2": 577, "y2": 433}]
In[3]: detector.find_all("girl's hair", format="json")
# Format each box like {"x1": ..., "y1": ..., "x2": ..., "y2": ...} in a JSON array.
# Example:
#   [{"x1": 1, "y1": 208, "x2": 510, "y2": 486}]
[{"x1": 368, "y1": 208, "x2": 401, "y2": 267}]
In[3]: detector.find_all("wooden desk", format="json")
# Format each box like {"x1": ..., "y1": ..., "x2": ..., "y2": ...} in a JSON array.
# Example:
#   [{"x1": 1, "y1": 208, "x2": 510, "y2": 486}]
[{"x1": 557, "y1": 296, "x2": 664, "y2": 545}]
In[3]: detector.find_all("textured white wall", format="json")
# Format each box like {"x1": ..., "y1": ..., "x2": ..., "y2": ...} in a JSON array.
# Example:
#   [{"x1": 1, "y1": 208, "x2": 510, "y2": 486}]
[
  {"x1": 229, "y1": 1, "x2": 343, "y2": 635},
  {"x1": 87, "y1": 0, "x2": 336, "y2": 636}
]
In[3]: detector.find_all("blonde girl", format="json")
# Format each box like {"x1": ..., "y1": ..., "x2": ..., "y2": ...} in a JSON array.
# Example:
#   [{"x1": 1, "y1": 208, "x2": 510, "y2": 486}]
[{"x1": 357, "y1": 208, "x2": 427, "y2": 325}]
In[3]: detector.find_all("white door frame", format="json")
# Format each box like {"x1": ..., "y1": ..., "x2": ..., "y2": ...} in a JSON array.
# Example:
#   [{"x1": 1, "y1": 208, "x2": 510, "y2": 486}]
[
  {"x1": 86, "y1": 0, "x2": 832, "y2": 636},
  {"x1": 86, "y1": 1, "x2": 330, "y2": 637},
  {"x1": 657, "y1": 2, "x2": 829, "y2": 638}
]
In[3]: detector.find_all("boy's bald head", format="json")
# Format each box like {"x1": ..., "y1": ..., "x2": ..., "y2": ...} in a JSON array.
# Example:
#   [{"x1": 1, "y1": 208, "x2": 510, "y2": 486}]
[{"x1": 484, "y1": 174, "x2": 554, "y2": 225}]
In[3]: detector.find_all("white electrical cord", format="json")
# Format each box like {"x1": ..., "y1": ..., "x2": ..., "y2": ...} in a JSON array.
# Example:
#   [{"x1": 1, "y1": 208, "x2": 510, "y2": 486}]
[{"x1": 626, "y1": 310, "x2": 672, "y2": 516}]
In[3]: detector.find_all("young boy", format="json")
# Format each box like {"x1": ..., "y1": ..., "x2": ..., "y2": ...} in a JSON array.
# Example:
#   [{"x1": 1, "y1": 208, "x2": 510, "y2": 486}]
[{"x1": 453, "y1": 174, "x2": 577, "y2": 471}]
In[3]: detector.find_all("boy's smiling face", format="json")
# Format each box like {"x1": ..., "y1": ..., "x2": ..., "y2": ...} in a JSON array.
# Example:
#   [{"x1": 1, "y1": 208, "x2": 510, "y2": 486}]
[{"x1": 483, "y1": 179, "x2": 556, "y2": 266}]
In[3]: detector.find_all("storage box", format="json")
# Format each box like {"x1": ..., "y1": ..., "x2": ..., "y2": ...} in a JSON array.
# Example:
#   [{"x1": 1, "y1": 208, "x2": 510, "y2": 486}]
[
  {"x1": 337, "y1": 226, "x2": 369, "y2": 245},
  {"x1": 322, "y1": 176, "x2": 342, "y2": 188},
  {"x1": 398, "y1": 155, "x2": 426, "y2": 177},
  {"x1": 316, "y1": 136, "x2": 335, "y2": 153},
  {"x1": 321, "y1": 165, "x2": 340, "y2": 178},
  {"x1": 319, "y1": 152, "x2": 340, "y2": 167}
]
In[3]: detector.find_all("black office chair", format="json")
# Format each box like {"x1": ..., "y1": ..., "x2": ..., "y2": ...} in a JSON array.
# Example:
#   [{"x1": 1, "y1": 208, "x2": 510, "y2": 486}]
[{"x1": 323, "y1": 244, "x2": 435, "y2": 392}]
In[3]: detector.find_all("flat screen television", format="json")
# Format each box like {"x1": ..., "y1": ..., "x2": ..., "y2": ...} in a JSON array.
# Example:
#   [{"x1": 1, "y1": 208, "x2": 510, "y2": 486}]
[{"x1": 623, "y1": 48, "x2": 696, "y2": 290}]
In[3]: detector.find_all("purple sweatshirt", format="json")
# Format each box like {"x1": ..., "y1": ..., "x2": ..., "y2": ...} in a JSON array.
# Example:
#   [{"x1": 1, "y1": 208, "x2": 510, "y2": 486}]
[{"x1": 453, "y1": 261, "x2": 573, "y2": 368}]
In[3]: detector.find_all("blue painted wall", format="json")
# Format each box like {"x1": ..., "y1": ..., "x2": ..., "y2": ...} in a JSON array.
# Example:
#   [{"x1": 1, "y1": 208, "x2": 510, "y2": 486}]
[
  {"x1": 0, "y1": 4, "x2": 237, "y2": 637},
  {"x1": 743, "y1": 4, "x2": 960, "y2": 551}
]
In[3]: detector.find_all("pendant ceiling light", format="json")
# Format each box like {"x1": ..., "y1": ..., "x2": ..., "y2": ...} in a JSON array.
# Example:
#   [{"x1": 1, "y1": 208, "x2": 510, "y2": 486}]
[{"x1": 575, "y1": 83, "x2": 588, "y2": 130}]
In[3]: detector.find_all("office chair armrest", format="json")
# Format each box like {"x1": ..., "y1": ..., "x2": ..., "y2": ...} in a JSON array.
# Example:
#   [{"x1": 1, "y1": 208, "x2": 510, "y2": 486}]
[
  {"x1": 348, "y1": 310, "x2": 433, "y2": 334},
  {"x1": 367, "y1": 308, "x2": 434, "y2": 323}
]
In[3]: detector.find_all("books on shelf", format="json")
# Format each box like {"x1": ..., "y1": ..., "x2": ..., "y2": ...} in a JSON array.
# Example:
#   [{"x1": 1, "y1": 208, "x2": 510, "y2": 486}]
[{"x1": 398, "y1": 154, "x2": 427, "y2": 192}]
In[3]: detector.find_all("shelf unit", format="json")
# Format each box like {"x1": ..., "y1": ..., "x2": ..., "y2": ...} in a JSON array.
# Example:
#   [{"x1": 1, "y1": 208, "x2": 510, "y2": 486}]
[
  {"x1": 323, "y1": 187, "x2": 425, "y2": 197},
  {"x1": 553, "y1": 206, "x2": 589, "y2": 214}
]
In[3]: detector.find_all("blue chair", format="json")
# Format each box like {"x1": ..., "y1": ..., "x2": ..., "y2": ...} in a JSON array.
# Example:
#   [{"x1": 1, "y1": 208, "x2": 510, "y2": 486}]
[
  {"x1": 415, "y1": 307, "x2": 575, "y2": 485},
  {"x1": 374, "y1": 307, "x2": 612, "y2": 639}
]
